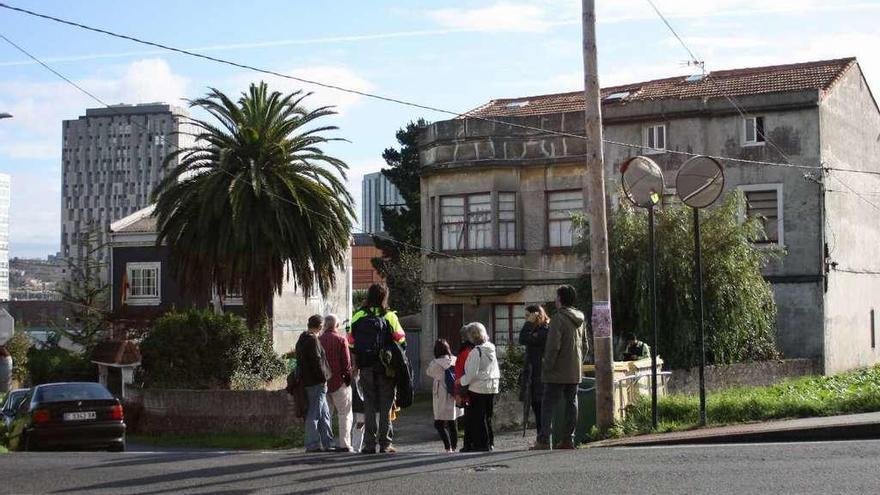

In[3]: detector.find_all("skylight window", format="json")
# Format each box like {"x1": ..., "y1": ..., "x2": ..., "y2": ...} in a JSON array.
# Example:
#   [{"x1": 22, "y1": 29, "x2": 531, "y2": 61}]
[
  {"x1": 604, "y1": 91, "x2": 631, "y2": 101},
  {"x1": 685, "y1": 74, "x2": 706, "y2": 83},
  {"x1": 504, "y1": 101, "x2": 530, "y2": 109}
]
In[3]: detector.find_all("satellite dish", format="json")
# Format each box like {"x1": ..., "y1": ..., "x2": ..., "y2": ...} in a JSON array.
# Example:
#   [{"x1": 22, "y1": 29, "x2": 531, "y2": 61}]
[
  {"x1": 676, "y1": 156, "x2": 724, "y2": 209},
  {"x1": 621, "y1": 156, "x2": 664, "y2": 208}
]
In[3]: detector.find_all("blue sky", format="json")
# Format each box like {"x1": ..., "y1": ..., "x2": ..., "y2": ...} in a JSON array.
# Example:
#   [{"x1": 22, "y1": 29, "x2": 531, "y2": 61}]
[{"x1": 1, "y1": 0, "x2": 879, "y2": 258}]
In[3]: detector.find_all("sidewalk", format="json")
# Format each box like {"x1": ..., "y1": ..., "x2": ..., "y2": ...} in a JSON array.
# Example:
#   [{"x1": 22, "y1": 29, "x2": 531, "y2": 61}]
[{"x1": 593, "y1": 411, "x2": 880, "y2": 447}]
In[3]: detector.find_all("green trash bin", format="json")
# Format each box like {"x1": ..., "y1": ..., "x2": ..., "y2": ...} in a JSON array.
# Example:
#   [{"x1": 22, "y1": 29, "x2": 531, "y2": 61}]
[{"x1": 551, "y1": 376, "x2": 596, "y2": 445}]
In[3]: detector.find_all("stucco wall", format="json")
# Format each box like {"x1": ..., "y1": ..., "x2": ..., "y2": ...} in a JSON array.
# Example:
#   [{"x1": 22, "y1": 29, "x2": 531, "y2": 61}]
[
  {"x1": 272, "y1": 251, "x2": 352, "y2": 355},
  {"x1": 667, "y1": 359, "x2": 821, "y2": 395},
  {"x1": 820, "y1": 65, "x2": 880, "y2": 373},
  {"x1": 126, "y1": 388, "x2": 300, "y2": 435},
  {"x1": 420, "y1": 90, "x2": 826, "y2": 363}
]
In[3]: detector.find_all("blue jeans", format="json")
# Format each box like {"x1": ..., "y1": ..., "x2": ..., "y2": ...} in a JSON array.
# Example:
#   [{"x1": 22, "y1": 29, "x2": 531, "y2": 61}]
[{"x1": 305, "y1": 383, "x2": 335, "y2": 451}]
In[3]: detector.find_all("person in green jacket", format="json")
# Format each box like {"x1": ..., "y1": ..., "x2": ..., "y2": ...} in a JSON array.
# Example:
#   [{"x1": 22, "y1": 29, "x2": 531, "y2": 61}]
[
  {"x1": 531, "y1": 285, "x2": 586, "y2": 450},
  {"x1": 620, "y1": 332, "x2": 651, "y2": 361}
]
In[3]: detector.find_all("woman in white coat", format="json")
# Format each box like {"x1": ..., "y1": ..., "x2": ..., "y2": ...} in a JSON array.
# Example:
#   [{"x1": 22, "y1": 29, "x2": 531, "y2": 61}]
[
  {"x1": 426, "y1": 339, "x2": 462, "y2": 452},
  {"x1": 459, "y1": 322, "x2": 500, "y2": 452}
]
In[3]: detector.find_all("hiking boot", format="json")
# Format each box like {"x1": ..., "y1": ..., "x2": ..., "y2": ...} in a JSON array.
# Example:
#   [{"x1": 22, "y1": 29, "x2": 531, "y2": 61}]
[
  {"x1": 529, "y1": 442, "x2": 551, "y2": 451},
  {"x1": 379, "y1": 445, "x2": 397, "y2": 454},
  {"x1": 555, "y1": 440, "x2": 576, "y2": 450}
]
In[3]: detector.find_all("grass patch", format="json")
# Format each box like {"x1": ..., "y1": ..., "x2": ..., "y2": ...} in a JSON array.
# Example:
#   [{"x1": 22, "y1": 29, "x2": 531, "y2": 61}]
[
  {"x1": 129, "y1": 428, "x2": 304, "y2": 451},
  {"x1": 621, "y1": 365, "x2": 880, "y2": 436}
]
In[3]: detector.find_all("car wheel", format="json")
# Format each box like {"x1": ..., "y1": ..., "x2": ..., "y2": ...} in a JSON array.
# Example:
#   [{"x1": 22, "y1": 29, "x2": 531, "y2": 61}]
[{"x1": 108, "y1": 442, "x2": 125, "y2": 453}]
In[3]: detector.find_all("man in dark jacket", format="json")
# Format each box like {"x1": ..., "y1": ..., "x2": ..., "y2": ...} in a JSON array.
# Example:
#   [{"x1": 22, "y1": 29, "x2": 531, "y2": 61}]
[
  {"x1": 296, "y1": 314, "x2": 335, "y2": 453},
  {"x1": 531, "y1": 285, "x2": 586, "y2": 450}
]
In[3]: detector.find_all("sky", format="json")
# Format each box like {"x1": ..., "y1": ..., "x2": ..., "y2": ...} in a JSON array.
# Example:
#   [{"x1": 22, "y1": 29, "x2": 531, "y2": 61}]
[{"x1": 1, "y1": 0, "x2": 879, "y2": 258}]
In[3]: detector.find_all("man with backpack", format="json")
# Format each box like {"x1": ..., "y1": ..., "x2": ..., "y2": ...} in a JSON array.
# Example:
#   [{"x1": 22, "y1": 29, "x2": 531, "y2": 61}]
[
  {"x1": 348, "y1": 283, "x2": 406, "y2": 454},
  {"x1": 296, "y1": 314, "x2": 335, "y2": 453}
]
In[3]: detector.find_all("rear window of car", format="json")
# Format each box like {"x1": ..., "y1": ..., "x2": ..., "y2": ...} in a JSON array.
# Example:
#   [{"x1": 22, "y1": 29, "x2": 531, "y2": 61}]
[{"x1": 35, "y1": 383, "x2": 114, "y2": 403}]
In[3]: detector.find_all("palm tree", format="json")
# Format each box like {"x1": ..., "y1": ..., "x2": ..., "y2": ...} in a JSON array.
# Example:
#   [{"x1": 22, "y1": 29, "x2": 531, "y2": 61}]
[{"x1": 152, "y1": 82, "x2": 354, "y2": 328}]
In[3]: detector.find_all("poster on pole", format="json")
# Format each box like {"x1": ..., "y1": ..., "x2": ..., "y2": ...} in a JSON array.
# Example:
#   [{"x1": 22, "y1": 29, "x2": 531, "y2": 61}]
[{"x1": 591, "y1": 301, "x2": 612, "y2": 338}]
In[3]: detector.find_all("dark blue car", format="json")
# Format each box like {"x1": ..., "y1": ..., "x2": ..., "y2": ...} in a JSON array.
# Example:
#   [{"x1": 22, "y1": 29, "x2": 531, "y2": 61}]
[{"x1": 8, "y1": 382, "x2": 126, "y2": 452}]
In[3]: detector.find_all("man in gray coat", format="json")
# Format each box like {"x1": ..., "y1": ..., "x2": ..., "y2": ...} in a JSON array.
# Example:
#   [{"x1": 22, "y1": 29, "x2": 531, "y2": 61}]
[{"x1": 531, "y1": 285, "x2": 586, "y2": 450}]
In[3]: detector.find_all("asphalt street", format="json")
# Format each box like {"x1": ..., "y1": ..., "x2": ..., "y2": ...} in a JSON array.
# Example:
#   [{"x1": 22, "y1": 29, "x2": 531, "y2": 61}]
[{"x1": 2, "y1": 438, "x2": 879, "y2": 495}]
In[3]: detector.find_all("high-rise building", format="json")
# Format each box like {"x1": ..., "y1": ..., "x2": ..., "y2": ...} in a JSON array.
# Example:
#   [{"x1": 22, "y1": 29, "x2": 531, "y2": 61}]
[
  {"x1": 361, "y1": 171, "x2": 403, "y2": 234},
  {"x1": 61, "y1": 103, "x2": 190, "y2": 268},
  {"x1": 0, "y1": 173, "x2": 10, "y2": 301}
]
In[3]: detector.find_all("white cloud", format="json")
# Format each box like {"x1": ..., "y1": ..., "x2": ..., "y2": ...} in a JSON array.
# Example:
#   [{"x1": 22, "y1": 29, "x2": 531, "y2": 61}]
[
  {"x1": 426, "y1": 2, "x2": 558, "y2": 33},
  {"x1": 0, "y1": 57, "x2": 188, "y2": 159},
  {"x1": 5, "y1": 170, "x2": 61, "y2": 252},
  {"x1": 230, "y1": 65, "x2": 374, "y2": 116}
]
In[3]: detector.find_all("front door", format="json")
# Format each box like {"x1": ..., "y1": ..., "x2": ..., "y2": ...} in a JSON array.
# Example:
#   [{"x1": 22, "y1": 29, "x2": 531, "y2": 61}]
[{"x1": 437, "y1": 304, "x2": 463, "y2": 353}]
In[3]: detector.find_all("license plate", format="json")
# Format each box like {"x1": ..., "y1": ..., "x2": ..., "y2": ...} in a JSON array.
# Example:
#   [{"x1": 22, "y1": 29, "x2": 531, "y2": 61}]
[{"x1": 63, "y1": 411, "x2": 96, "y2": 421}]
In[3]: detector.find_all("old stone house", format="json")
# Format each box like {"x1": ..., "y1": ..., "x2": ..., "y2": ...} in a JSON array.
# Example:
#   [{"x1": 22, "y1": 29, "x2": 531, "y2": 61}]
[{"x1": 418, "y1": 57, "x2": 880, "y2": 375}]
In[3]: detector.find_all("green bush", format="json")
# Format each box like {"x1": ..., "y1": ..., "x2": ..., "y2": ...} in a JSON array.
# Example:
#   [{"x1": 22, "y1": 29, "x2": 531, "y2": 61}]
[
  {"x1": 26, "y1": 346, "x2": 96, "y2": 385},
  {"x1": 5, "y1": 331, "x2": 31, "y2": 385},
  {"x1": 499, "y1": 344, "x2": 524, "y2": 394},
  {"x1": 139, "y1": 309, "x2": 286, "y2": 389},
  {"x1": 621, "y1": 365, "x2": 880, "y2": 435},
  {"x1": 575, "y1": 191, "x2": 780, "y2": 369}
]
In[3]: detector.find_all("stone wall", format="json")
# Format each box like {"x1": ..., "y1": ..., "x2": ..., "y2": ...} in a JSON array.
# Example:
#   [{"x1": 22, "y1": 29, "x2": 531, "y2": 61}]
[
  {"x1": 667, "y1": 359, "x2": 821, "y2": 395},
  {"x1": 125, "y1": 388, "x2": 301, "y2": 435}
]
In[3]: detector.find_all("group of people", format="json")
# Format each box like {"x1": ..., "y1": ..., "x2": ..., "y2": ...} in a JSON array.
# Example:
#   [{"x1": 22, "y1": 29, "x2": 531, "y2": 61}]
[
  {"x1": 297, "y1": 281, "x2": 635, "y2": 454},
  {"x1": 293, "y1": 283, "x2": 406, "y2": 454},
  {"x1": 425, "y1": 284, "x2": 588, "y2": 451}
]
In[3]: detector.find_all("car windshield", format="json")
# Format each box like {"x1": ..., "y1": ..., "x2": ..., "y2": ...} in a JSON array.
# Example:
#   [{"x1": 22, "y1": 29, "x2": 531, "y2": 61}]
[
  {"x1": 35, "y1": 383, "x2": 114, "y2": 403},
  {"x1": 2, "y1": 390, "x2": 29, "y2": 411}
]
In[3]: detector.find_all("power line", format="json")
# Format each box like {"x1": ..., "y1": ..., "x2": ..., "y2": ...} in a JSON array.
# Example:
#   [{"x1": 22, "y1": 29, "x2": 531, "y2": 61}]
[
  {"x1": 0, "y1": 1, "x2": 820, "y2": 172},
  {"x1": 643, "y1": 0, "x2": 799, "y2": 167},
  {"x1": 0, "y1": 32, "x2": 584, "y2": 276}
]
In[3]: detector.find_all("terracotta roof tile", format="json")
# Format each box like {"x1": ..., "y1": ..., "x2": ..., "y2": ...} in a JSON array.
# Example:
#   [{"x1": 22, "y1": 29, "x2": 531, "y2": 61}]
[{"x1": 465, "y1": 58, "x2": 856, "y2": 118}]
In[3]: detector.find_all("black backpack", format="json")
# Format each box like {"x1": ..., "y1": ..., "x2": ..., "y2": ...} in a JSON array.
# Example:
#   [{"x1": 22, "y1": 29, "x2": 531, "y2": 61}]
[{"x1": 351, "y1": 308, "x2": 390, "y2": 368}]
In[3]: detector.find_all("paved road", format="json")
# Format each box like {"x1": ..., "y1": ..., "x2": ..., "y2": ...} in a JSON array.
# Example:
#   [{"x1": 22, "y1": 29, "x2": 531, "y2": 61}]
[{"x1": 2, "y1": 438, "x2": 879, "y2": 494}]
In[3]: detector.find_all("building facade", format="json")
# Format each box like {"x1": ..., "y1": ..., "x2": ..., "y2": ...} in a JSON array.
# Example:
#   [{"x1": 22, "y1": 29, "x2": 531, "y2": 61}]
[
  {"x1": 108, "y1": 206, "x2": 352, "y2": 355},
  {"x1": 361, "y1": 171, "x2": 403, "y2": 234},
  {"x1": 418, "y1": 58, "x2": 880, "y2": 375},
  {"x1": 61, "y1": 103, "x2": 190, "y2": 269},
  {"x1": 351, "y1": 233, "x2": 384, "y2": 290},
  {"x1": 0, "y1": 173, "x2": 9, "y2": 301}
]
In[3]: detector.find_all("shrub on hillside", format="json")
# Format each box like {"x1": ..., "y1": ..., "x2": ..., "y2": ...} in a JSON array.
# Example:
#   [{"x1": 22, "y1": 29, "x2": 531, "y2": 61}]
[{"x1": 139, "y1": 309, "x2": 286, "y2": 389}]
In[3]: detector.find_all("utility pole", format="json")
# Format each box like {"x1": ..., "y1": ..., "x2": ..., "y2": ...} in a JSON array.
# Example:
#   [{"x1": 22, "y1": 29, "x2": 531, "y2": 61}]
[{"x1": 582, "y1": 0, "x2": 615, "y2": 431}]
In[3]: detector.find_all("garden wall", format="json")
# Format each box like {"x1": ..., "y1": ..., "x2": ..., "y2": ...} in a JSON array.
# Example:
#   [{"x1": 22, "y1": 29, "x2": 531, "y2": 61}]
[
  {"x1": 667, "y1": 359, "x2": 821, "y2": 395},
  {"x1": 125, "y1": 388, "x2": 301, "y2": 435}
]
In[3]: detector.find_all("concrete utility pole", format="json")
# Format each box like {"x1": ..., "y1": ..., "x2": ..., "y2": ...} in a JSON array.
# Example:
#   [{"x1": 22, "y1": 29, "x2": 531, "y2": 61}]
[{"x1": 582, "y1": 0, "x2": 615, "y2": 431}]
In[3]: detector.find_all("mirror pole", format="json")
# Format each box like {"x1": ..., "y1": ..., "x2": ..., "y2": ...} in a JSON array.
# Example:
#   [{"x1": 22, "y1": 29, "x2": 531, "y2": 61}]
[
  {"x1": 649, "y1": 204, "x2": 659, "y2": 430},
  {"x1": 694, "y1": 207, "x2": 707, "y2": 426}
]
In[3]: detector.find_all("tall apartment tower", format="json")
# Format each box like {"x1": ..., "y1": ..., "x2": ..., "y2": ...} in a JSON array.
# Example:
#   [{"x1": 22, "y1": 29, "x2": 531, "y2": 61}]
[
  {"x1": 361, "y1": 171, "x2": 403, "y2": 234},
  {"x1": 61, "y1": 103, "x2": 190, "y2": 269},
  {"x1": 0, "y1": 173, "x2": 10, "y2": 301}
]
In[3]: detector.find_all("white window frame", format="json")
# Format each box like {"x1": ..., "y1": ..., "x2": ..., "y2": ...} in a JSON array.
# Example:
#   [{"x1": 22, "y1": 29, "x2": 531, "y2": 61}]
[
  {"x1": 738, "y1": 183, "x2": 784, "y2": 247},
  {"x1": 547, "y1": 190, "x2": 584, "y2": 248},
  {"x1": 743, "y1": 116, "x2": 766, "y2": 146},
  {"x1": 125, "y1": 262, "x2": 161, "y2": 306},
  {"x1": 643, "y1": 124, "x2": 667, "y2": 154},
  {"x1": 492, "y1": 303, "x2": 526, "y2": 347},
  {"x1": 439, "y1": 192, "x2": 517, "y2": 251}
]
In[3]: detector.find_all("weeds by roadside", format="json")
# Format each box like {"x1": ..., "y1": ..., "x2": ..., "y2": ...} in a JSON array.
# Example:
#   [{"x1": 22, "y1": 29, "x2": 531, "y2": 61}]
[{"x1": 621, "y1": 365, "x2": 880, "y2": 435}]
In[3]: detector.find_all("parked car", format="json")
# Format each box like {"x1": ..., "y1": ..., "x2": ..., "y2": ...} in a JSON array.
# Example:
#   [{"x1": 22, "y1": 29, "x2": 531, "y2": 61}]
[
  {"x1": 1, "y1": 388, "x2": 30, "y2": 430},
  {"x1": 7, "y1": 382, "x2": 125, "y2": 452}
]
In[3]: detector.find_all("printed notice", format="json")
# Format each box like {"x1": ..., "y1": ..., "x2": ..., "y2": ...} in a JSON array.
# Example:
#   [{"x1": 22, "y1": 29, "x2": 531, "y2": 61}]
[{"x1": 592, "y1": 301, "x2": 612, "y2": 338}]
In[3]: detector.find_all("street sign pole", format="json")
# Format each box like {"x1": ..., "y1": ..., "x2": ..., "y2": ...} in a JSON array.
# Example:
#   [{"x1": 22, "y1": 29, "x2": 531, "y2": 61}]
[
  {"x1": 694, "y1": 207, "x2": 707, "y2": 426},
  {"x1": 649, "y1": 204, "x2": 659, "y2": 430}
]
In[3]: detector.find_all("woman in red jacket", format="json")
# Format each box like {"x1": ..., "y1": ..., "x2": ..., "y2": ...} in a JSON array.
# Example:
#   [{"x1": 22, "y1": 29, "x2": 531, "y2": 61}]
[{"x1": 454, "y1": 326, "x2": 475, "y2": 452}]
